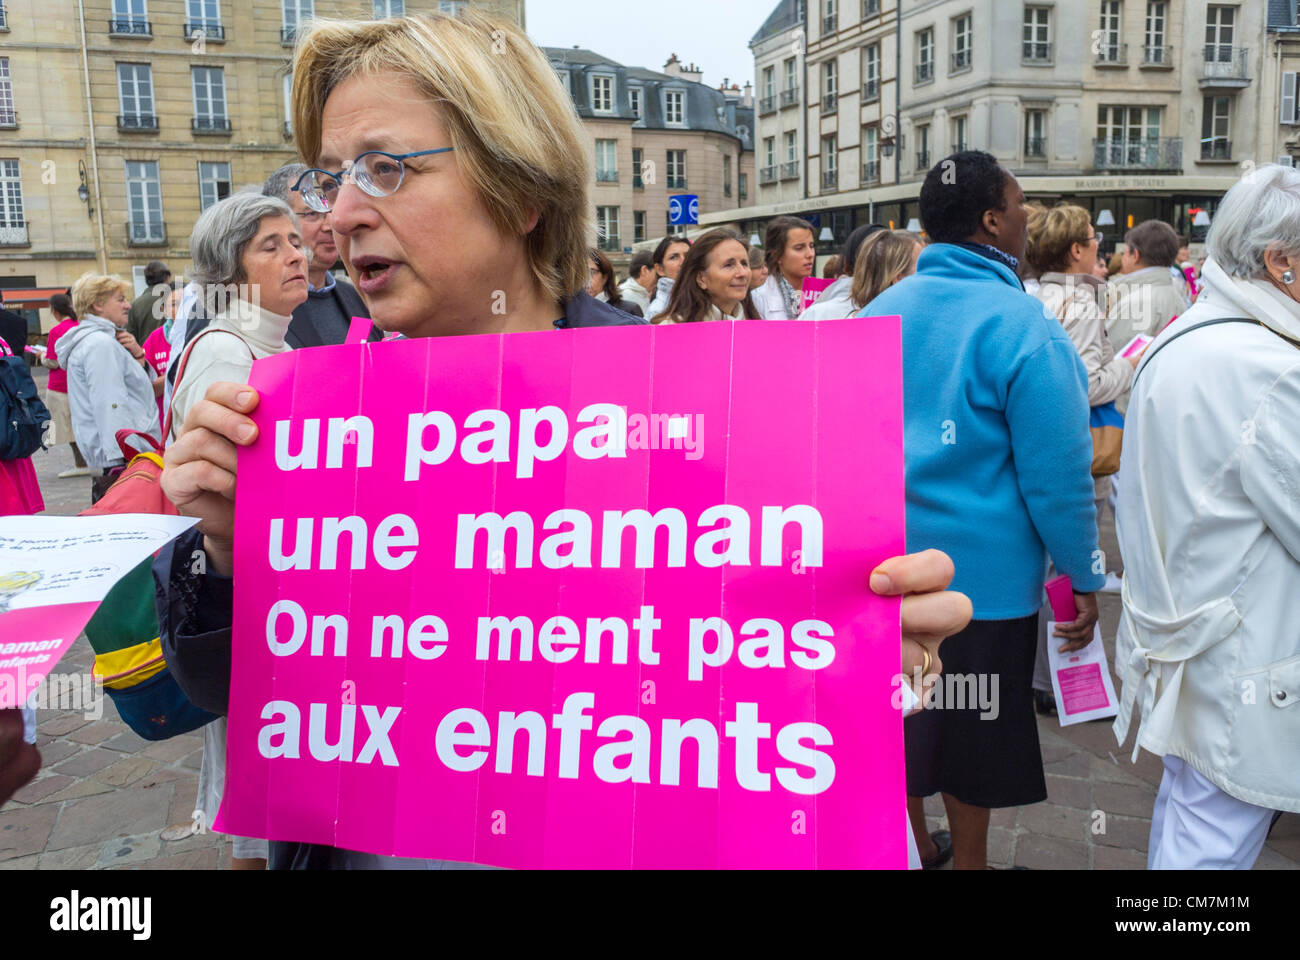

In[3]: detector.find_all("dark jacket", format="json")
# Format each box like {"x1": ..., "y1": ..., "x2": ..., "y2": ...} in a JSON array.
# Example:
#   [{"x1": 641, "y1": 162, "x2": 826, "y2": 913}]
[
  {"x1": 286, "y1": 276, "x2": 382, "y2": 349},
  {"x1": 0, "y1": 308, "x2": 27, "y2": 359},
  {"x1": 154, "y1": 291, "x2": 644, "y2": 869},
  {"x1": 127, "y1": 287, "x2": 166, "y2": 345}
]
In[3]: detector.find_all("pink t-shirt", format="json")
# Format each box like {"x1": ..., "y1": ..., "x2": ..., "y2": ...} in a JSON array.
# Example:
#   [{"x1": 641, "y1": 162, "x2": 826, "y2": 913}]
[
  {"x1": 0, "y1": 338, "x2": 44, "y2": 516},
  {"x1": 45, "y1": 317, "x2": 78, "y2": 393},
  {"x1": 142, "y1": 325, "x2": 171, "y2": 430}
]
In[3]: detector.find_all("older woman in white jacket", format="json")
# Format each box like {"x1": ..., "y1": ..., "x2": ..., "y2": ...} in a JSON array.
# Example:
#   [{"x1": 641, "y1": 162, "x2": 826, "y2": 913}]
[{"x1": 1115, "y1": 165, "x2": 1300, "y2": 869}]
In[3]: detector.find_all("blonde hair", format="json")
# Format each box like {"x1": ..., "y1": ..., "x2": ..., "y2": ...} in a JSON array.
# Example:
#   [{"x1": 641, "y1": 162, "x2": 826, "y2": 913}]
[
  {"x1": 291, "y1": 12, "x2": 591, "y2": 305},
  {"x1": 1025, "y1": 204, "x2": 1093, "y2": 276},
  {"x1": 851, "y1": 231, "x2": 923, "y2": 310},
  {"x1": 71, "y1": 273, "x2": 131, "y2": 319}
]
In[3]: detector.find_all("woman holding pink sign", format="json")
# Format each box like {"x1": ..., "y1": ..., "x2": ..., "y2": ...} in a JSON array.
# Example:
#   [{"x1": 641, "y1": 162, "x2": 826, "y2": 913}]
[{"x1": 153, "y1": 11, "x2": 971, "y2": 869}]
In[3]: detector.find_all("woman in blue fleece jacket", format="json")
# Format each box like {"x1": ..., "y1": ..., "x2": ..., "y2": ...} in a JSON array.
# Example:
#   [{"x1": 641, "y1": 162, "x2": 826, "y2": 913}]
[{"x1": 861, "y1": 151, "x2": 1104, "y2": 870}]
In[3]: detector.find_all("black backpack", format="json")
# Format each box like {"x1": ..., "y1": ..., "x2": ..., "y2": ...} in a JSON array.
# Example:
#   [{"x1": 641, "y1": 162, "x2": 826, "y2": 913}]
[{"x1": 0, "y1": 351, "x2": 50, "y2": 460}]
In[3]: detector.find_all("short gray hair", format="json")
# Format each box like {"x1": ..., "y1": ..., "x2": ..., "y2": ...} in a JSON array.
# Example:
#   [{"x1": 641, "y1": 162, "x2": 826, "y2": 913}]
[
  {"x1": 263, "y1": 163, "x2": 309, "y2": 206},
  {"x1": 1207, "y1": 164, "x2": 1300, "y2": 279},
  {"x1": 189, "y1": 189, "x2": 299, "y2": 288}
]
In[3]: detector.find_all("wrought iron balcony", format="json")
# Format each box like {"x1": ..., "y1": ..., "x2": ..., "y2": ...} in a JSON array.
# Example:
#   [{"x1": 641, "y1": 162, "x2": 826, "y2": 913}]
[
  {"x1": 759, "y1": 94, "x2": 777, "y2": 116},
  {"x1": 863, "y1": 78, "x2": 879, "y2": 102},
  {"x1": 281, "y1": 26, "x2": 297, "y2": 45},
  {"x1": 184, "y1": 22, "x2": 225, "y2": 41},
  {"x1": 1022, "y1": 41, "x2": 1052, "y2": 64},
  {"x1": 779, "y1": 87, "x2": 800, "y2": 109},
  {"x1": 108, "y1": 18, "x2": 151, "y2": 36},
  {"x1": 822, "y1": 14, "x2": 836, "y2": 35},
  {"x1": 597, "y1": 235, "x2": 621, "y2": 252},
  {"x1": 1142, "y1": 44, "x2": 1174, "y2": 68},
  {"x1": 0, "y1": 221, "x2": 29, "y2": 247},
  {"x1": 1200, "y1": 139, "x2": 1232, "y2": 161},
  {"x1": 862, "y1": 0, "x2": 879, "y2": 16},
  {"x1": 127, "y1": 221, "x2": 166, "y2": 246},
  {"x1": 1201, "y1": 47, "x2": 1249, "y2": 87},
  {"x1": 192, "y1": 116, "x2": 232, "y2": 134},
  {"x1": 1095, "y1": 42, "x2": 1127, "y2": 66},
  {"x1": 915, "y1": 61, "x2": 934, "y2": 84},
  {"x1": 822, "y1": 93, "x2": 837, "y2": 113},
  {"x1": 760, "y1": 165, "x2": 778, "y2": 185},
  {"x1": 596, "y1": 169, "x2": 618, "y2": 183},
  {"x1": 950, "y1": 50, "x2": 971, "y2": 74},
  {"x1": 861, "y1": 161, "x2": 880, "y2": 185},
  {"x1": 1092, "y1": 136, "x2": 1182, "y2": 171},
  {"x1": 1025, "y1": 136, "x2": 1046, "y2": 158},
  {"x1": 915, "y1": 151, "x2": 930, "y2": 171},
  {"x1": 822, "y1": 170, "x2": 838, "y2": 191},
  {"x1": 779, "y1": 161, "x2": 800, "y2": 181},
  {"x1": 117, "y1": 113, "x2": 158, "y2": 132}
]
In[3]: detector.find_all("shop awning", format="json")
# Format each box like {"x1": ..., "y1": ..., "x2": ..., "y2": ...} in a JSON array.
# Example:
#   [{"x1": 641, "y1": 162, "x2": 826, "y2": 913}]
[{"x1": 1, "y1": 288, "x2": 67, "y2": 310}]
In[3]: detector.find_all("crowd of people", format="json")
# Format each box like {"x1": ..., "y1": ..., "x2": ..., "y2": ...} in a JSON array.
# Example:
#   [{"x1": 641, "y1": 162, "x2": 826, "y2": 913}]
[{"x1": 0, "y1": 9, "x2": 1294, "y2": 873}]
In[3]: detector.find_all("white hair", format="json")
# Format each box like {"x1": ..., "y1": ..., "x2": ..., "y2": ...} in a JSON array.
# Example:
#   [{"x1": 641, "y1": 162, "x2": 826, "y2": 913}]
[
  {"x1": 189, "y1": 189, "x2": 300, "y2": 288},
  {"x1": 1207, "y1": 164, "x2": 1300, "y2": 279}
]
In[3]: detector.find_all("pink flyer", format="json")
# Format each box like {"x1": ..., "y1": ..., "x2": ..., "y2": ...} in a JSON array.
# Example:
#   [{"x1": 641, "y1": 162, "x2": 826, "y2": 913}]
[{"x1": 220, "y1": 318, "x2": 907, "y2": 868}]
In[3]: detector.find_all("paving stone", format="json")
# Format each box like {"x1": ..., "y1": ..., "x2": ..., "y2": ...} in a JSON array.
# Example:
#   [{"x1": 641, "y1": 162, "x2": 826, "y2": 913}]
[
  {"x1": 987, "y1": 825, "x2": 1016, "y2": 866},
  {"x1": 129, "y1": 848, "x2": 219, "y2": 870},
  {"x1": 141, "y1": 736, "x2": 203, "y2": 763},
  {"x1": 42, "y1": 778, "x2": 115, "y2": 803},
  {"x1": 989, "y1": 806, "x2": 1020, "y2": 828},
  {"x1": 1094, "y1": 781, "x2": 1155, "y2": 819},
  {"x1": 96, "y1": 832, "x2": 161, "y2": 868},
  {"x1": 0, "y1": 804, "x2": 59, "y2": 861},
  {"x1": 1039, "y1": 740, "x2": 1076, "y2": 764},
  {"x1": 166, "y1": 782, "x2": 200, "y2": 827},
  {"x1": 1018, "y1": 802, "x2": 1090, "y2": 843},
  {"x1": 66, "y1": 719, "x2": 125, "y2": 745},
  {"x1": 1045, "y1": 774, "x2": 1092, "y2": 811},
  {"x1": 101, "y1": 729, "x2": 151, "y2": 753},
  {"x1": 32, "y1": 739, "x2": 80, "y2": 765},
  {"x1": 1042, "y1": 751, "x2": 1092, "y2": 778},
  {"x1": 8, "y1": 773, "x2": 75, "y2": 805},
  {"x1": 1014, "y1": 833, "x2": 1090, "y2": 869},
  {"x1": 1265, "y1": 836, "x2": 1300, "y2": 864},
  {"x1": 178, "y1": 748, "x2": 204, "y2": 772},
  {"x1": 38, "y1": 842, "x2": 101, "y2": 870},
  {"x1": 1094, "y1": 845, "x2": 1149, "y2": 870},
  {"x1": 1091, "y1": 813, "x2": 1151, "y2": 853},
  {"x1": 37, "y1": 714, "x2": 91, "y2": 737},
  {"x1": 92, "y1": 756, "x2": 160, "y2": 788},
  {"x1": 137, "y1": 767, "x2": 194, "y2": 790},
  {"x1": 1088, "y1": 754, "x2": 1149, "y2": 787},
  {"x1": 922, "y1": 794, "x2": 944, "y2": 818},
  {"x1": 0, "y1": 855, "x2": 39, "y2": 870},
  {"x1": 1269, "y1": 813, "x2": 1300, "y2": 839},
  {"x1": 52, "y1": 747, "x2": 119, "y2": 778},
  {"x1": 45, "y1": 785, "x2": 170, "y2": 852},
  {"x1": 1254, "y1": 844, "x2": 1298, "y2": 870}
]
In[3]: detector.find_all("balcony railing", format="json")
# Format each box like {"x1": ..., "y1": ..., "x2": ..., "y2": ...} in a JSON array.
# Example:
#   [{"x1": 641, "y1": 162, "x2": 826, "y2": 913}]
[
  {"x1": 862, "y1": 78, "x2": 879, "y2": 102},
  {"x1": 1092, "y1": 136, "x2": 1182, "y2": 171},
  {"x1": 192, "y1": 116, "x2": 232, "y2": 134},
  {"x1": 779, "y1": 87, "x2": 799, "y2": 109},
  {"x1": 184, "y1": 22, "x2": 225, "y2": 41},
  {"x1": 759, "y1": 94, "x2": 777, "y2": 116},
  {"x1": 760, "y1": 165, "x2": 779, "y2": 185},
  {"x1": 779, "y1": 161, "x2": 800, "y2": 181},
  {"x1": 1023, "y1": 41, "x2": 1052, "y2": 64},
  {"x1": 0, "y1": 222, "x2": 29, "y2": 247},
  {"x1": 862, "y1": 0, "x2": 879, "y2": 16},
  {"x1": 597, "y1": 235, "x2": 621, "y2": 252},
  {"x1": 666, "y1": 175, "x2": 687, "y2": 189},
  {"x1": 821, "y1": 170, "x2": 838, "y2": 191},
  {"x1": 861, "y1": 160, "x2": 880, "y2": 184},
  {"x1": 1096, "y1": 42, "x2": 1127, "y2": 66},
  {"x1": 1200, "y1": 139, "x2": 1232, "y2": 161},
  {"x1": 1025, "y1": 136, "x2": 1046, "y2": 158},
  {"x1": 950, "y1": 50, "x2": 971, "y2": 73},
  {"x1": 1201, "y1": 47, "x2": 1249, "y2": 86},
  {"x1": 127, "y1": 221, "x2": 166, "y2": 246},
  {"x1": 595, "y1": 169, "x2": 618, "y2": 183},
  {"x1": 0, "y1": 4, "x2": 8, "y2": 29},
  {"x1": 953, "y1": 141, "x2": 968, "y2": 154},
  {"x1": 117, "y1": 113, "x2": 158, "y2": 132},
  {"x1": 915, "y1": 61, "x2": 934, "y2": 84},
  {"x1": 822, "y1": 14, "x2": 836, "y2": 35},
  {"x1": 916, "y1": 151, "x2": 931, "y2": 170},
  {"x1": 108, "y1": 18, "x2": 151, "y2": 36},
  {"x1": 281, "y1": 26, "x2": 297, "y2": 45},
  {"x1": 0, "y1": 110, "x2": 17, "y2": 129},
  {"x1": 822, "y1": 93, "x2": 837, "y2": 112},
  {"x1": 1142, "y1": 44, "x2": 1174, "y2": 67}
]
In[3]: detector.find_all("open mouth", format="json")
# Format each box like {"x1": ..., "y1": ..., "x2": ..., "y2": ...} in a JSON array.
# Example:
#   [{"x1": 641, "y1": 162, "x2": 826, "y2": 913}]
[{"x1": 352, "y1": 255, "x2": 400, "y2": 292}]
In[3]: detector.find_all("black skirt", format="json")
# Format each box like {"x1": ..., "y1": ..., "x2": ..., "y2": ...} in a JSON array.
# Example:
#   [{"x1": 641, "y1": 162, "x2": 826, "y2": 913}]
[{"x1": 904, "y1": 614, "x2": 1048, "y2": 808}]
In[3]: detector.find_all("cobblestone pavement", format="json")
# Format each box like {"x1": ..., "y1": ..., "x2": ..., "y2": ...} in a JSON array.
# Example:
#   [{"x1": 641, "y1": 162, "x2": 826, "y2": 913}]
[{"x1": 3, "y1": 368, "x2": 1296, "y2": 869}]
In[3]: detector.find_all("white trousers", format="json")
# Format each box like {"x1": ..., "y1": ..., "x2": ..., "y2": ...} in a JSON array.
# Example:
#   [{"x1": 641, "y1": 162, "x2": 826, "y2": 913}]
[{"x1": 1148, "y1": 755, "x2": 1274, "y2": 870}]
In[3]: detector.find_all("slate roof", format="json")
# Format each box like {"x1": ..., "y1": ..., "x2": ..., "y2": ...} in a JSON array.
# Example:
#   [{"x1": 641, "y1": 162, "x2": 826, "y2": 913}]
[{"x1": 750, "y1": 0, "x2": 804, "y2": 46}]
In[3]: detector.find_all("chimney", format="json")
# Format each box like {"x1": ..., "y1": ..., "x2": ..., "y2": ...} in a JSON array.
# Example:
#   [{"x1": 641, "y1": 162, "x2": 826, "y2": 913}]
[
  {"x1": 743, "y1": 81, "x2": 753, "y2": 107},
  {"x1": 663, "y1": 53, "x2": 682, "y2": 77},
  {"x1": 680, "y1": 61, "x2": 704, "y2": 84}
]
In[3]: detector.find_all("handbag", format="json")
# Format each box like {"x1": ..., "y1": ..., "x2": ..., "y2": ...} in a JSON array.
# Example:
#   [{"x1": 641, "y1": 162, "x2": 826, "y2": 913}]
[
  {"x1": 0, "y1": 341, "x2": 50, "y2": 461},
  {"x1": 1050, "y1": 291, "x2": 1124, "y2": 478},
  {"x1": 78, "y1": 329, "x2": 250, "y2": 739}
]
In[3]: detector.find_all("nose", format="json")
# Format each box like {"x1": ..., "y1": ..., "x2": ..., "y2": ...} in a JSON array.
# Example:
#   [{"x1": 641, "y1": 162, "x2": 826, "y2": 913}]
[{"x1": 327, "y1": 172, "x2": 378, "y2": 237}]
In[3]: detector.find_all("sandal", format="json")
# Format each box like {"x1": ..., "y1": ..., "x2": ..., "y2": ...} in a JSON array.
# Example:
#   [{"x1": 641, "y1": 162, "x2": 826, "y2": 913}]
[{"x1": 921, "y1": 829, "x2": 953, "y2": 870}]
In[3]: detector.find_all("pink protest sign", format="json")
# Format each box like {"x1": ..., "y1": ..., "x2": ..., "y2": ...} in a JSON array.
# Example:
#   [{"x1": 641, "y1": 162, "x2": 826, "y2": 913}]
[
  {"x1": 800, "y1": 277, "x2": 835, "y2": 313},
  {"x1": 345, "y1": 316, "x2": 372, "y2": 345},
  {"x1": 220, "y1": 318, "x2": 906, "y2": 868},
  {"x1": 0, "y1": 604, "x2": 98, "y2": 708}
]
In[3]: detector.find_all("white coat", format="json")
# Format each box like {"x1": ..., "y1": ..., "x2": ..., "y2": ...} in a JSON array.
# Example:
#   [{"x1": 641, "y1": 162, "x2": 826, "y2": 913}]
[
  {"x1": 1114, "y1": 256, "x2": 1300, "y2": 813},
  {"x1": 751, "y1": 274, "x2": 796, "y2": 320},
  {"x1": 798, "y1": 275, "x2": 857, "y2": 321}
]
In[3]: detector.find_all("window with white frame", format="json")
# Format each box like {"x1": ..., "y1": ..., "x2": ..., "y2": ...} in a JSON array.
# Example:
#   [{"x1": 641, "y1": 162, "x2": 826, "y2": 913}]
[
  {"x1": 1024, "y1": 108, "x2": 1047, "y2": 156},
  {"x1": 1201, "y1": 95, "x2": 1231, "y2": 159},
  {"x1": 1023, "y1": 6, "x2": 1051, "y2": 61},
  {"x1": 373, "y1": 0, "x2": 403, "y2": 17},
  {"x1": 438, "y1": 0, "x2": 467, "y2": 13},
  {"x1": 765, "y1": 136, "x2": 776, "y2": 169},
  {"x1": 126, "y1": 160, "x2": 163, "y2": 242},
  {"x1": 822, "y1": 134, "x2": 837, "y2": 187},
  {"x1": 916, "y1": 124, "x2": 931, "y2": 168},
  {"x1": 952, "y1": 115, "x2": 968, "y2": 152},
  {"x1": 197, "y1": 161, "x2": 231, "y2": 210},
  {"x1": 916, "y1": 28, "x2": 935, "y2": 83},
  {"x1": 632, "y1": 147, "x2": 643, "y2": 187},
  {"x1": 556, "y1": 68, "x2": 571, "y2": 95},
  {"x1": 822, "y1": 0, "x2": 836, "y2": 35},
  {"x1": 784, "y1": 130, "x2": 797, "y2": 162},
  {"x1": 666, "y1": 149, "x2": 686, "y2": 187},
  {"x1": 863, "y1": 125, "x2": 880, "y2": 181},
  {"x1": 112, "y1": 0, "x2": 148, "y2": 31},
  {"x1": 628, "y1": 86, "x2": 642, "y2": 119},
  {"x1": 863, "y1": 44, "x2": 880, "y2": 100},
  {"x1": 1097, "y1": 104, "x2": 1162, "y2": 166},
  {"x1": 1282, "y1": 71, "x2": 1298, "y2": 125},
  {"x1": 282, "y1": 0, "x2": 312, "y2": 39},
  {"x1": 664, "y1": 89, "x2": 684, "y2": 125},
  {"x1": 723, "y1": 155, "x2": 732, "y2": 196},
  {"x1": 0, "y1": 0, "x2": 8, "y2": 30},
  {"x1": 191, "y1": 66, "x2": 226, "y2": 126},
  {"x1": 596, "y1": 205, "x2": 619, "y2": 247},
  {"x1": 282, "y1": 72, "x2": 292, "y2": 134},
  {"x1": 784, "y1": 57, "x2": 797, "y2": 92},
  {"x1": 634, "y1": 210, "x2": 646, "y2": 242},
  {"x1": 591, "y1": 74, "x2": 614, "y2": 114},
  {"x1": 595, "y1": 139, "x2": 617, "y2": 182},
  {"x1": 763, "y1": 66, "x2": 775, "y2": 100},
  {"x1": 0, "y1": 159, "x2": 24, "y2": 230},
  {"x1": 823, "y1": 59, "x2": 837, "y2": 106},
  {"x1": 952, "y1": 13, "x2": 972, "y2": 72},
  {"x1": 1205, "y1": 5, "x2": 1236, "y2": 62},
  {"x1": 1098, "y1": 1, "x2": 1122, "y2": 61},
  {"x1": 117, "y1": 63, "x2": 154, "y2": 121},
  {"x1": 0, "y1": 59, "x2": 13, "y2": 126},
  {"x1": 1144, "y1": 1, "x2": 1167, "y2": 62},
  {"x1": 187, "y1": 0, "x2": 220, "y2": 32}
]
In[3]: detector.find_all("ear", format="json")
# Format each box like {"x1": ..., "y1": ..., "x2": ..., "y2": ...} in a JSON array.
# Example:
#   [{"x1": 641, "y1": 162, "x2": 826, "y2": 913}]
[
  {"x1": 981, "y1": 206, "x2": 1000, "y2": 238},
  {"x1": 524, "y1": 208, "x2": 540, "y2": 233}
]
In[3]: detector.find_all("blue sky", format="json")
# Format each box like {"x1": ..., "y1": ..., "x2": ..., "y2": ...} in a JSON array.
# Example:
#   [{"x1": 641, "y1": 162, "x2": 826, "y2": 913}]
[{"x1": 526, "y1": 0, "x2": 770, "y2": 91}]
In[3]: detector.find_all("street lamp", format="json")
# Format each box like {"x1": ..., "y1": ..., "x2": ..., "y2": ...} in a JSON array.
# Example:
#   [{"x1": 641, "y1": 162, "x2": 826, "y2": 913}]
[
  {"x1": 749, "y1": 233, "x2": 762, "y2": 247},
  {"x1": 1096, "y1": 209, "x2": 1116, "y2": 227},
  {"x1": 1192, "y1": 209, "x2": 1211, "y2": 228},
  {"x1": 818, "y1": 226, "x2": 835, "y2": 243},
  {"x1": 77, "y1": 160, "x2": 94, "y2": 218},
  {"x1": 906, "y1": 218, "x2": 922, "y2": 233}
]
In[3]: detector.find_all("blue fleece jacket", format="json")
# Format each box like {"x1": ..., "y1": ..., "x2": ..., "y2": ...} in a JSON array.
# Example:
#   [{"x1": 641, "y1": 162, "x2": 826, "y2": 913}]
[{"x1": 860, "y1": 243, "x2": 1104, "y2": 618}]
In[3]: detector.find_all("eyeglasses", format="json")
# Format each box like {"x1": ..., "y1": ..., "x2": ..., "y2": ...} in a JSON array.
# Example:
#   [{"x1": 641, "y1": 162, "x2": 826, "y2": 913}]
[
  {"x1": 1094, "y1": 231, "x2": 1104, "y2": 245},
  {"x1": 292, "y1": 148, "x2": 455, "y2": 213}
]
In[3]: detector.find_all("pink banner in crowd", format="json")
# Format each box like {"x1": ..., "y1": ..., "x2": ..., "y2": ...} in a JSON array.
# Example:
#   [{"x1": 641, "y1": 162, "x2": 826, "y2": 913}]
[
  {"x1": 219, "y1": 318, "x2": 907, "y2": 868},
  {"x1": 0, "y1": 603, "x2": 99, "y2": 709},
  {"x1": 800, "y1": 278, "x2": 835, "y2": 313}
]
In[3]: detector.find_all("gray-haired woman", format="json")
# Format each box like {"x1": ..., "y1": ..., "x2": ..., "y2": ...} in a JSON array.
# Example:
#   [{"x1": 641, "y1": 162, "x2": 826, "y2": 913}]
[
  {"x1": 172, "y1": 189, "x2": 308, "y2": 870},
  {"x1": 168, "y1": 190, "x2": 309, "y2": 441}
]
